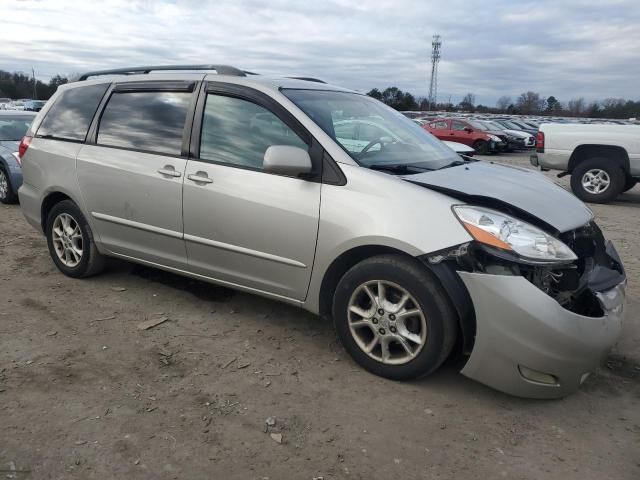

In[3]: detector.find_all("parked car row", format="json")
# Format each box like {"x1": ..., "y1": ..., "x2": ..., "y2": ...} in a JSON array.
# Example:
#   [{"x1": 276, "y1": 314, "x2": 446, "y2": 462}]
[
  {"x1": 0, "y1": 99, "x2": 46, "y2": 111},
  {"x1": 414, "y1": 117, "x2": 536, "y2": 155}
]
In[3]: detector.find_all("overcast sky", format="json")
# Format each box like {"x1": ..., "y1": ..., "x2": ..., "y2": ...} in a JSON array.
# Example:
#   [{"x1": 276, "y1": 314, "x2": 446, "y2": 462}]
[{"x1": 1, "y1": 0, "x2": 639, "y2": 105}]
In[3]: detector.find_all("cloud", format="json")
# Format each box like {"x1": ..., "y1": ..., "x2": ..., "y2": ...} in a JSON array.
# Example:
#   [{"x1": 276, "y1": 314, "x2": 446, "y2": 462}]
[{"x1": 0, "y1": 0, "x2": 638, "y2": 106}]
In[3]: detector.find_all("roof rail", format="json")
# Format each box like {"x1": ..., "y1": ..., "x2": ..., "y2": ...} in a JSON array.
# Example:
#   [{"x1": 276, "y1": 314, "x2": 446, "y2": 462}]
[
  {"x1": 287, "y1": 76, "x2": 327, "y2": 84},
  {"x1": 78, "y1": 64, "x2": 247, "y2": 81}
]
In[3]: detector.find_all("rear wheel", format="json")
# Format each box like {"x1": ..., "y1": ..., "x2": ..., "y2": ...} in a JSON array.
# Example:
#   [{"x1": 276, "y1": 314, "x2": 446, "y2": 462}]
[
  {"x1": 570, "y1": 157, "x2": 626, "y2": 204},
  {"x1": 45, "y1": 200, "x2": 105, "y2": 278},
  {"x1": 472, "y1": 140, "x2": 488, "y2": 155},
  {"x1": 332, "y1": 254, "x2": 457, "y2": 380},
  {"x1": 0, "y1": 166, "x2": 18, "y2": 204}
]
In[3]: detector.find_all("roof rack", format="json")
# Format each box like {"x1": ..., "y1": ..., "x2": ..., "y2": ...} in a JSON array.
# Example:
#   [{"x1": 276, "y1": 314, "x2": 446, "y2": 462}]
[
  {"x1": 78, "y1": 64, "x2": 248, "y2": 81},
  {"x1": 287, "y1": 76, "x2": 327, "y2": 84}
]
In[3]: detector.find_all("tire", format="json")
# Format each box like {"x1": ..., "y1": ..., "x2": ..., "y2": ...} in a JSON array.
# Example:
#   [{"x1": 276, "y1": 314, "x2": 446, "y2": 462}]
[
  {"x1": 332, "y1": 254, "x2": 457, "y2": 381},
  {"x1": 45, "y1": 200, "x2": 105, "y2": 278},
  {"x1": 623, "y1": 177, "x2": 637, "y2": 192},
  {"x1": 570, "y1": 157, "x2": 626, "y2": 204},
  {"x1": 0, "y1": 166, "x2": 18, "y2": 204},
  {"x1": 472, "y1": 140, "x2": 488, "y2": 155}
]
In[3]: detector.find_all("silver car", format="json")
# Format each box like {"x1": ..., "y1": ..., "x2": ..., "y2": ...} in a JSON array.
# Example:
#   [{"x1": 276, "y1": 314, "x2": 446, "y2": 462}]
[{"x1": 17, "y1": 65, "x2": 626, "y2": 398}]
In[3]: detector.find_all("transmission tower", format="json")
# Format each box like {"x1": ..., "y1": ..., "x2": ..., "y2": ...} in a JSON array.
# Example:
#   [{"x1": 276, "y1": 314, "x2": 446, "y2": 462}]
[{"x1": 427, "y1": 34, "x2": 441, "y2": 111}]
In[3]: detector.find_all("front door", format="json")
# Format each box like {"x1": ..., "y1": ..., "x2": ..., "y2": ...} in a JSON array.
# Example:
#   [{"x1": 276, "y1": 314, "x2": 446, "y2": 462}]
[
  {"x1": 451, "y1": 120, "x2": 472, "y2": 145},
  {"x1": 182, "y1": 90, "x2": 321, "y2": 301}
]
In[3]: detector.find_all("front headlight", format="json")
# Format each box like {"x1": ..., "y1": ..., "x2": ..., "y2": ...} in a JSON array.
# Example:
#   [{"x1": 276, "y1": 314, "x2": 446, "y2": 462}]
[
  {"x1": 489, "y1": 134, "x2": 501, "y2": 142},
  {"x1": 453, "y1": 205, "x2": 577, "y2": 263}
]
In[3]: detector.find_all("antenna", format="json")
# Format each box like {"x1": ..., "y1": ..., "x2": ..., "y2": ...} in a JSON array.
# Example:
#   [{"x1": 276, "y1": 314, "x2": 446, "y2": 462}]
[{"x1": 427, "y1": 35, "x2": 441, "y2": 111}]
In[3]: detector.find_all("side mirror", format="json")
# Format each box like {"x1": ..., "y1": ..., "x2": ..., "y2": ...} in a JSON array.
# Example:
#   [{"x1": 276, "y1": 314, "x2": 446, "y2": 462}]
[
  {"x1": 263, "y1": 145, "x2": 313, "y2": 177},
  {"x1": 464, "y1": 127, "x2": 473, "y2": 133}
]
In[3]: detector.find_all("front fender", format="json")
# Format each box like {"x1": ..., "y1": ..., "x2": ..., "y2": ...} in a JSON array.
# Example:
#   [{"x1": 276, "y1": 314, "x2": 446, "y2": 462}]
[{"x1": 304, "y1": 164, "x2": 472, "y2": 314}]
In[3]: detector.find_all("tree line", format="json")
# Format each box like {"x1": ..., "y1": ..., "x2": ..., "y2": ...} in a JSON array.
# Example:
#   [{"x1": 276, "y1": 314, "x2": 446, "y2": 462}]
[
  {"x1": 2, "y1": 69, "x2": 638, "y2": 119},
  {"x1": 0, "y1": 70, "x2": 69, "y2": 100},
  {"x1": 367, "y1": 87, "x2": 640, "y2": 119}
]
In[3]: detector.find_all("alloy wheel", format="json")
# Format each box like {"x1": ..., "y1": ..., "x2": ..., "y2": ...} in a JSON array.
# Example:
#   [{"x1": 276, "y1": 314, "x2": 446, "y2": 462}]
[
  {"x1": 0, "y1": 169, "x2": 7, "y2": 200},
  {"x1": 347, "y1": 280, "x2": 427, "y2": 365},
  {"x1": 582, "y1": 168, "x2": 611, "y2": 194},
  {"x1": 51, "y1": 213, "x2": 84, "y2": 267}
]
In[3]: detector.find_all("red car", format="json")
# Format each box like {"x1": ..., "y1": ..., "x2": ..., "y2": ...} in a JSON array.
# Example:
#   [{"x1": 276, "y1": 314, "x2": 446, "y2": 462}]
[{"x1": 423, "y1": 118, "x2": 505, "y2": 154}]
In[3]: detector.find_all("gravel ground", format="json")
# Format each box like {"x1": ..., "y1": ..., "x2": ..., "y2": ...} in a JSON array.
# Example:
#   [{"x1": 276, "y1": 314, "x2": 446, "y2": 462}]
[{"x1": 0, "y1": 151, "x2": 638, "y2": 479}]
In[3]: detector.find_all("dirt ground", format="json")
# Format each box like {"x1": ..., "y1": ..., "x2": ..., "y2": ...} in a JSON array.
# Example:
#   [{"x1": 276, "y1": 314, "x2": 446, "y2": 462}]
[{"x1": 1, "y1": 151, "x2": 639, "y2": 480}]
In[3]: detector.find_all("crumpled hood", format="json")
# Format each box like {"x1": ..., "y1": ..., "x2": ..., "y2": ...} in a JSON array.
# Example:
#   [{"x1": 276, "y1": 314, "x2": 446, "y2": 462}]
[{"x1": 404, "y1": 161, "x2": 593, "y2": 233}]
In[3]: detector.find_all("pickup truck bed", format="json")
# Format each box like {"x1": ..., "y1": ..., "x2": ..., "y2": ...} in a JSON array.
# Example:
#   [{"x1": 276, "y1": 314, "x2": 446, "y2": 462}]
[{"x1": 531, "y1": 123, "x2": 639, "y2": 203}]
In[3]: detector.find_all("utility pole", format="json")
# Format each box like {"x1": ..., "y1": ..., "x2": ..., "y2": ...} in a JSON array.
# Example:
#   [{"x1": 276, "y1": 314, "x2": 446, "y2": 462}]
[
  {"x1": 32, "y1": 67, "x2": 37, "y2": 99},
  {"x1": 427, "y1": 35, "x2": 441, "y2": 111}
]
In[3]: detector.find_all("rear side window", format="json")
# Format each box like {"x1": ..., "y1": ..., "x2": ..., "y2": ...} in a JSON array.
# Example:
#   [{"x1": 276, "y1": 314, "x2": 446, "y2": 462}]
[
  {"x1": 97, "y1": 91, "x2": 192, "y2": 156},
  {"x1": 37, "y1": 83, "x2": 109, "y2": 141},
  {"x1": 430, "y1": 121, "x2": 448, "y2": 129}
]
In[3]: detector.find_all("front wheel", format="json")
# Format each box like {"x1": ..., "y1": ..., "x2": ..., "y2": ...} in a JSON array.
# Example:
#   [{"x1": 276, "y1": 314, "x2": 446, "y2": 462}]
[
  {"x1": 332, "y1": 255, "x2": 457, "y2": 380},
  {"x1": 570, "y1": 158, "x2": 626, "y2": 204},
  {"x1": 45, "y1": 200, "x2": 105, "y2": 278},
  {"x1": 472, "y1": 140, "x2": 488, "y2": 155}
]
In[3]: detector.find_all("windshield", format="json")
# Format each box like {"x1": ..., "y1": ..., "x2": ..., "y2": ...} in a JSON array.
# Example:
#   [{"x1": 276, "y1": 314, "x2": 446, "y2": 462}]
[
  {"x1": 499, "y1": 120, "x2": 520, "y2": 130},
  {"x1": 0, "y1": 116, "x2": 32, "y2": 140},
  {"x1": 282, "y1": 89, "x2": 460, "y2": 171},
  {"x1": 485, "y1": 121, "x2": 504, "y2": 131}
]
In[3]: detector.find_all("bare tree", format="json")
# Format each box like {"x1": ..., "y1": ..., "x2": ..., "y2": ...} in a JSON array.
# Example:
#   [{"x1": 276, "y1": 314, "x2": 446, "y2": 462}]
[
  {"x1": 496, "y1": 95, "x2": 511, "y2": 111},
  {"x1": 459, "y1": 93, "x2": 476, "y2": 111},
  {"x1": 516, "y1": 91, "x2": 544, "y2": 114},
  {"x1": 601, "y1": 98, "x2": 625, "y2": 110},
  {"x1": 567, "y1": 97, "x2": 586, "y2": 116}
]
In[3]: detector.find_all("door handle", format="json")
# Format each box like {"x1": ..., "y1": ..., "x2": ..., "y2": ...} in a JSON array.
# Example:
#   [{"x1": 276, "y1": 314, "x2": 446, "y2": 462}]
[
  {"x1": 187, "y1": 172, "x2": 213, "y2": 184},
  {"x1": 157, "y1": 166, "x2": 181, "y2": 177}
]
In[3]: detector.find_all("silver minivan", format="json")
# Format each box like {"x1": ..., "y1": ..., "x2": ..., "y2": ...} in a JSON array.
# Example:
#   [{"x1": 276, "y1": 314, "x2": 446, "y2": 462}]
[{"x1": 18, "y1": 65, "x2": 626, "y2": 398}]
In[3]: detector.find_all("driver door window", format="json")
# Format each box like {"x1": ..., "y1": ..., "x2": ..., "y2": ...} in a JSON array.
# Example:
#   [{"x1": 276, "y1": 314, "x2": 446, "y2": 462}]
[
  {"x1": 199, "y1": 95, "x2": 307, "y2": 170},
  {"x1": 452, "y1": 121, "x2": 468, "y2": 131}
]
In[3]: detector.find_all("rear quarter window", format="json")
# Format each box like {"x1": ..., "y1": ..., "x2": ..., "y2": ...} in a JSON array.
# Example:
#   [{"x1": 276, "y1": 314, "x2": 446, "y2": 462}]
[{"x1": 37, "y1": 83, "x2": 109, "y2": 141}]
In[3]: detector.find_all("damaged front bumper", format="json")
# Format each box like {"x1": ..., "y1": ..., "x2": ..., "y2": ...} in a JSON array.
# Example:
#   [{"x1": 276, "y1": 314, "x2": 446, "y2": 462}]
[
  {"x1": 425, "y1": 221, "x2": 627, "y2": 399},
  {"x1": 458, "y1": 272, "x2": 625, "y2": 398}
]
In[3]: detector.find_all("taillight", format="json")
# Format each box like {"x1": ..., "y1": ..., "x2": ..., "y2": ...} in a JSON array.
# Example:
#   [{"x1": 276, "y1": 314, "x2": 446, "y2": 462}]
[
  {"x1": 18, "y1": 135, "x2": 32, "y2": 159},
  {"x1": 536, "y1": 131, "x2": 544, "y2": 152}
]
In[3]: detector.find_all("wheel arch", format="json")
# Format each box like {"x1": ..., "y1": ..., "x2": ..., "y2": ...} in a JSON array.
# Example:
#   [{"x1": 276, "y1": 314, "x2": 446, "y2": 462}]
[
  {"x1": 317, "y1": 245, "x2": 475, "y2": 355},
  {"x1": 318, "y1": 245, "x2": 407, "y2": 320},
  {"x1": 568, "y1": 144, "x2": 630, "y2": 173},
  {"x1": 40, "y1": 190, "x2": 76, "y2": 232}
]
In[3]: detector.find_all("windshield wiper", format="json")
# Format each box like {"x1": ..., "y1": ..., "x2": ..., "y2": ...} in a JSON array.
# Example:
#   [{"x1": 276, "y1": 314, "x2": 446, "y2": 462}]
[
  {"x1": 437, "y1": 157, "x2": 475, "y2": 170},
  {"x1": 368, "y1": 164, "x2": 432, "y2": 175}
]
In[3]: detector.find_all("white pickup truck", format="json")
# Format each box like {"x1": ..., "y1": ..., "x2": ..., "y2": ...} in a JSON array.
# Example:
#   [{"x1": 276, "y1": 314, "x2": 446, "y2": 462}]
[{"x1": 530, "y1": 123, "x2": 639, "y2": 203}]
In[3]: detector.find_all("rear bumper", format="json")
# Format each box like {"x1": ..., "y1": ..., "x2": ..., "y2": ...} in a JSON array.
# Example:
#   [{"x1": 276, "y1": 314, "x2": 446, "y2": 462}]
[
  {"x1": 17, "y1": 182, "x2": 42, "y2": 232},
  {"x1": 458, "y1": 272, "x2": 625, "y2": 399}
]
